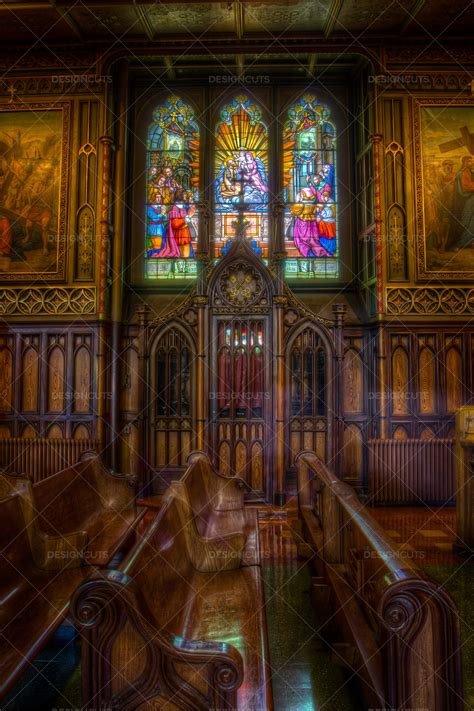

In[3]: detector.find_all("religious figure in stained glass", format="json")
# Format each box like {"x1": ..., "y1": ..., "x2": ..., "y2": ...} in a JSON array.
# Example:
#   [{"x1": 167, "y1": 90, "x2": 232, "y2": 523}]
[
  {"x1": 145, "y1": 97, "x2": 199, "y2": 279},
  {"x1": 214, "y1": 96, "x2": 269, "y2": 257},
  {"x1": 283, "y1": 94, "x2": 338, "y2": 278}
]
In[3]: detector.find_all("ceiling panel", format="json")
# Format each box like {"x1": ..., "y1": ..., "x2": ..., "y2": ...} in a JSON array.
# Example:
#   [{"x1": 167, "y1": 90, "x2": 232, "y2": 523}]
[
  {"x1": 244, "y1": 1, "x2": 330, "y2": 34},
  {"x1": 413, "y1": 0, "x2": 474, "y2": 34},
  {"x1": 148, "y1": 3, "x2": 234, "y2": 36},
  {"x1": 334, "y1": 0, "x2": 408, "y2": 34},
  {"x1": 0, "y1": 8, "x2": 77, "y2": 43},
  {"x1": 69, "y1": 5, "x2": 143, "y2": 39}
]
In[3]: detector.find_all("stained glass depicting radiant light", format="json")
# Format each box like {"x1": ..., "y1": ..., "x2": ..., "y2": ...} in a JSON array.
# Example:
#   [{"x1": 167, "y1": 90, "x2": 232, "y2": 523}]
[
  {"x1": 145, "y1": 97, "x2": 199, "y2": 279},
  {"x1": 214, "y1": 95, "x2": 269, "y2": 258},
  {"x1": 283, "y1": 94, "x2": 338, "y2": 278}
]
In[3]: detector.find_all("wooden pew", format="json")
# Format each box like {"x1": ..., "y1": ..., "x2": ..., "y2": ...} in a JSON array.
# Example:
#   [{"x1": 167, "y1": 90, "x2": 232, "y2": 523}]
[
  {"x1": 0, "y1": 451, "x2": 146, "y2": 567},
  {"x1": 0, "y1": 492, "x2": 90, "y2": 699},
  {"x1": 296, "y1": 450, "x2": 464, "y2": 711},
  {"x1": 179, "y1": 450, "x2": 260, "y2": 566},
  {"x1": 72, "y1": 488, "x2": 272, "y2": 710}
]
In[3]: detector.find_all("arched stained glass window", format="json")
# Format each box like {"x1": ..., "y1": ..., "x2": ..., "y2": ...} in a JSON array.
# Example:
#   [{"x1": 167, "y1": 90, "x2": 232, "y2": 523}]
[
  {"x1": 214, "y1": 95, "x2": 269, "y2": 258},
  {"x1": 145, "y1": 97, "x2": 199, "y2": 279},
  {"x1": 283, "y1": 94, "x2": 338, "y2": 278}
]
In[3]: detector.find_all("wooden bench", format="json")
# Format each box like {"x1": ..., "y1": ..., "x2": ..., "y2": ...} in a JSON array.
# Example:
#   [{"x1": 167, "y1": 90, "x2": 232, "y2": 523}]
[
  {"x1": 179, "y1": 450, "x2": 260, "y2": 566},
  {"x1": 0, "y1": 492, "x2": 90, "y2": 699},
  {"x1": 72, "y1": 488, "x2": 272, "y2": 710},
  {"x1": 0, "y1": 450, "x2": 146, "y2": 567},
  {"x1": 296, "y1": 450, "x2": 464, "y2": 711}
]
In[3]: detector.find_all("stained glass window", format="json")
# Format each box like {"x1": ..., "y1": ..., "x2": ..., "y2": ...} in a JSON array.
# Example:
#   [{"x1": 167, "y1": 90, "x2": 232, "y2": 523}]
[
  {"x1": 283, "y1": 94, "x2": 338, "y2": 278},
  {"x1": 214, "y1": 95, "x2": 269, "y2": 258},
  {"x1": 145, "y1": 97, "x2": 199, "y2": 279}
]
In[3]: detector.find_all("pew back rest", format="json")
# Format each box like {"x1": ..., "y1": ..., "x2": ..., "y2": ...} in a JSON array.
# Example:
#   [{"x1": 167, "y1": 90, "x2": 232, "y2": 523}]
[
  {"x1": 33, "y1": 459, "x2": 101, "y2": 533},
  {"x1": 32, "y1": 452, "x2": 135, "y2": 535},
  {"x1": 184, "y1": 452, "x2": 245, "y2": 513},
  {"x1": 0, "y1": 494, "x2": 36, "y2": 583},
  {"x1": 122, "y1": 493, "x2": 194, "y2": 634}
]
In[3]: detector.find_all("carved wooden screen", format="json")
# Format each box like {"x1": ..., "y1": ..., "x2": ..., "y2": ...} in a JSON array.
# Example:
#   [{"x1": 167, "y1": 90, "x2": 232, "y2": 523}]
[
  {"x1": 212, "y1": 318, "x2": 267, "y2": 499},
  {"x1": 287, "y1": 327, "x2": 328, "y2": 466},
  {"x1": 150, "y1": 327, "x2": 194, "y2": 470}
]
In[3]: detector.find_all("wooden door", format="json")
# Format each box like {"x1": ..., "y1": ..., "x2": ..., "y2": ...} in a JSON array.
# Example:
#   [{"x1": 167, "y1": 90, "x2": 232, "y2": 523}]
[{"x1": 210, "y1": 316, "x2": 270, "y2": 500}]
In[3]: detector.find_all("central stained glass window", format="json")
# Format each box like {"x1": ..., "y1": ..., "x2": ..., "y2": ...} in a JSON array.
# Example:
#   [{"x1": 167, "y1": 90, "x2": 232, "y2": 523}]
[{"x1": 214, "y1": 95, "x2": 269, "y2": 258}]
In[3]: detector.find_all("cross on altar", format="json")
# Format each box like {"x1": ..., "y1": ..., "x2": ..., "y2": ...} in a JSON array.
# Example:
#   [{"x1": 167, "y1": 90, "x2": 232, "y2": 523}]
[{"x1": 439, "y1": 126, "x2": 474, "y2": 155}]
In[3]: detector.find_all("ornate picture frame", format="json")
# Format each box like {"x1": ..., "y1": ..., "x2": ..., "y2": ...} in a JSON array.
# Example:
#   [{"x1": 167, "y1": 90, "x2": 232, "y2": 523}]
[
  {"x1": 414, "y1": 97, "x2": 474, "y2": 280},
  {"x1": 0, "y1": 101, "x2": 70, "y2": 282}
]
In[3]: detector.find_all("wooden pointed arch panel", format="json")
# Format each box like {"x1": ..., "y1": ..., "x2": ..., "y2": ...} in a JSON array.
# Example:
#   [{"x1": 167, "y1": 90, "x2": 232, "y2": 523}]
[
  {"x1": 21, "y1": 340, "x2": 40, "y2": 413},
  {"x1": 445, "y1": 343, "x2": 462, "y2": 413},
  {"x1": 149, "y1": 324, "x2": 196, "y2": 474},
  {"x1": 391, "y1": 344, "x2": 409, "y2": 416},
  {"x1": 73, "y1": 337, "x2": 92, "y2": 414},
  {"x1": 47, "y1": 343, "x2": 65, "y2": 413},
  {"x1": 0, "y1": 344, "x2": 13, "y2": 414},
  {"x1": 418, "y1": 345, "x2": 436, "y2": 415}
]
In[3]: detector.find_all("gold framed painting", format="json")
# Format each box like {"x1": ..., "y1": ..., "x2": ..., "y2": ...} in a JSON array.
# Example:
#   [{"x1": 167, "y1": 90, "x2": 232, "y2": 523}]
[
  {"x1": 0, "y1": 102, "x2": 70, "y2": 281},
  {"x1": 415, "y1": 98, "x2": 474, "y2": 280}
]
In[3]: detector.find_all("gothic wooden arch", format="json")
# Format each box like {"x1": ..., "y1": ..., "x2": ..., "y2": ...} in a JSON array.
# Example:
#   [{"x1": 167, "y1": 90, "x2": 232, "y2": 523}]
[
  {"x1": 146, "y1": 319, "x2": 197, "y2": 490},
  {"x1": 284, "y1": 318, "x2": 336, "y2": 480}
]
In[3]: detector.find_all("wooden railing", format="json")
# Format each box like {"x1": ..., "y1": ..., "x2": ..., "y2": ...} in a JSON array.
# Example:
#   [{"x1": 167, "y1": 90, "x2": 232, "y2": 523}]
[
  {"x1": 0, "y1": 438, "x2": 97, "y2": 483},
  {"x1": 368, "y1": 438, "x2": 455, "y2": 504},
  {"x1": 296, "y1": 450, "x2": 463, "y2": 711}
]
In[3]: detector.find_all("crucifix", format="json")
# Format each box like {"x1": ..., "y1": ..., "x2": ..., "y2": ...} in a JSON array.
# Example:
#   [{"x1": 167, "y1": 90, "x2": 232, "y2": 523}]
[
  {"x1": 232, "y1": 169, "x2": 249, "y2": 241},
  {"x1": 439, "y1": 126, "x2": 474, "y2": 155}
]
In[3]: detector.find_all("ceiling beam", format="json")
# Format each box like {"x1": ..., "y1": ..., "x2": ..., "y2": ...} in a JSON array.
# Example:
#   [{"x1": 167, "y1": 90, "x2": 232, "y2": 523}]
[
  {"x1": 236, "y1": 54, "x2": 244, "y2": 76},
  {"x1": 233, "y1": 0, "x2": 244, "y2": 40},
  {"x1": 400, "y1": 0, "x2": 426, "y2": 32},
  {"x1": 324, "y1": 0, "x2": 344, "y2": 38},
  {"x1": 307, "y1": 53, "x2": 317, "y2": 78},
  {"x1": 133, "y1": 1, "x2": 154, "y2": 40},
  {"x1": 49, "y1": 0, "x2": 83, "y2": 40},
  {"x1": 164, "y1": 56, "x2": 175, "y2": 79}
]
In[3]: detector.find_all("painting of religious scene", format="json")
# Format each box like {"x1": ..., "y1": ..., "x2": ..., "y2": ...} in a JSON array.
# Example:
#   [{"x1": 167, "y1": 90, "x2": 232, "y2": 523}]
[
  {"x1": 0, "y1": 106, "x2": 67, "y2": 279},
  {"x1": 283, "y1": 94, "x2": 338, "y2": 279},
  {"x1": 419, "y1": 104, "x2": 474, "y2": 276},
  {"x1": 145, "y1": 97, "x2": 199, "y2": 279},
  {"x1": 214, "y1": 95, "x2": 269, "y2": 258}
]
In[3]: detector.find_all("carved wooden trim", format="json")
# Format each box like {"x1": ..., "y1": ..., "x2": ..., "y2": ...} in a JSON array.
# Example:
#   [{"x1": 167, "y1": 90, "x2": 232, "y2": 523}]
[{"x1": 0, "y1": 287, "x2": 96, "y2": 316}]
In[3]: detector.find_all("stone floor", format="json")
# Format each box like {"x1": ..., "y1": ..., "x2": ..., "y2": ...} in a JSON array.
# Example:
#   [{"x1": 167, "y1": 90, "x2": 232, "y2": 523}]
[{"x1": 3, "y1": 501, "x2": 473, "y2": 710}]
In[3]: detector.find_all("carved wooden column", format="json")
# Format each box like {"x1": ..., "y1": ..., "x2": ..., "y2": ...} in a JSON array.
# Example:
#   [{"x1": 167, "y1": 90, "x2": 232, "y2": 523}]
[
  {"x1": 273, "y1": 293, "x2": 287, "y2": 506},
  {"x1": 98, "y1": 134, "x2": 114, "y2": 318},
  {"x1": 136, "y1": 304, "x2": 150, "y2": 493},
  {"x1": 110, "y1": 60, "x2": 129, "y2": 471},
  {"x1": 377, "y1": 323, "x2": 388, "y2": 439},
  {"x1": 371, "y1": 133, "x2": 384, "y2": 316},
  {"x1": 195, "y1": 295, "x2": 209, "y2": 451},
  {"x1": 332, "y1": 303, "x2": 346, "y2": 475},
  {"x1": 96, "y1": 134, "x2": 114, "y2": 449}
]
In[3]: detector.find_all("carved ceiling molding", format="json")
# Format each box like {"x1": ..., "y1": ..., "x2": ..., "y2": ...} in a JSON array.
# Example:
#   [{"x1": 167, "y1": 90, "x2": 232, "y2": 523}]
[
  {"x1": 0, "y1": 287, "x2": 96, "y2": 316},
  {"x1": 0, "y1": 77, "x2": 107, "y2": 98},
  {"x1": 386, "y1": 287, "x2": 474, "y2": 316},
  {"x1": 0, "y1": 51, "x2": 101, "y2": 71},
  {"x1": 375, "y1": 73, "x2": 472, "y2": 92},
  {"x1": 384, "y1": 47, "x2": 474, "y2": 66}
]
